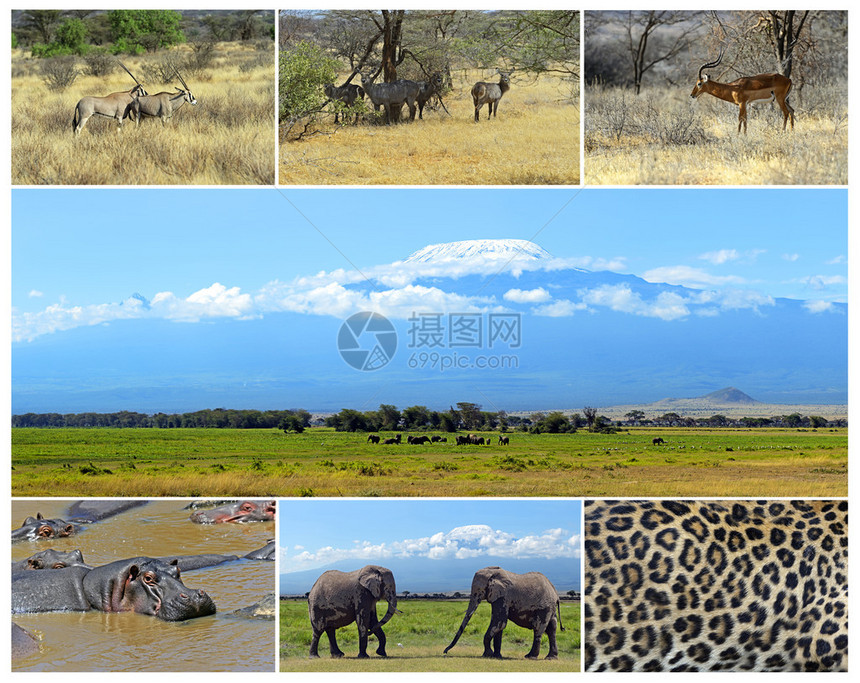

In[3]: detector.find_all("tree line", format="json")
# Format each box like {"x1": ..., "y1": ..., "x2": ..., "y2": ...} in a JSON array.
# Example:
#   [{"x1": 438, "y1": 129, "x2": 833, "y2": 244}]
[{"x1": 13, "y1": 403, "x2": 842, "y2": 431}]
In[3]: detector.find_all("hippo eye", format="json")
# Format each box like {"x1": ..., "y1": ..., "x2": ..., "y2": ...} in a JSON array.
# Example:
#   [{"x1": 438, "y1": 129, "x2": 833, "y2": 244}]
[
  {"x1": 52, "y1": 563, "x2": 66, "y2": 569},
  {"x1": 37, "y1": 526, "x2": 53, "y2": 537},
  {"x1": 241, "y1": 503, "x2": 255, "y2": 512},
  {"x1": 142, "y1": 572, "x2": 158, "y2": 585}
]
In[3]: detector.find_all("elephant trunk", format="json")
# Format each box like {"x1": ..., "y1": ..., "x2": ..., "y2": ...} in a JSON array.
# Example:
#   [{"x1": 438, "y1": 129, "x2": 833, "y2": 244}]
[
  {"x1": 443, "y1": 597, "x2": 480, "y2": 653},
  {"x1": 373, "y1": 586, "x2": 398, "y2": 633}
]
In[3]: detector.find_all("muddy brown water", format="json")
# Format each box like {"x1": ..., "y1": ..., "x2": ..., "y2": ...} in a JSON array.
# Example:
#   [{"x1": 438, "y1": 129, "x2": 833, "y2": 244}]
[{"x1": 11, "y1": 499, "x2": 276, "y2": 672}]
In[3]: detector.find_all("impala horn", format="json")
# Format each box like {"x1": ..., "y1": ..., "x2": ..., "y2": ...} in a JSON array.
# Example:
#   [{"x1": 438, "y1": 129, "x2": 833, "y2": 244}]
[{"x1": 697, "y1": 47, "x2": 724, "y2": 82}]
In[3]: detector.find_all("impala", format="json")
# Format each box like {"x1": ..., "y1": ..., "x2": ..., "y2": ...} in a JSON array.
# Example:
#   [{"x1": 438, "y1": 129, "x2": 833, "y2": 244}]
[{"x1": 690, "y1": 48, "x2": 794, "y2": 134}]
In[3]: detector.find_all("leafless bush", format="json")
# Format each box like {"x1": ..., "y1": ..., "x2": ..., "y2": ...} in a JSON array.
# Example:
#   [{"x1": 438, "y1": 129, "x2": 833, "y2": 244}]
[
  {"x1": 82, "y1": 52, "x2": 116, "y2": 77},
  {"x1": 141, "y1": 56, "x2": 183, "y2": 86},
  {"x1": 641, "y1": 96, "x2": 711, "y2": 145},
  {"x1": 185, "y1": 41, "x2": 217, "y2": 75},
  {"x1": 238, "y1": 52, "x2": 273, "y2": 73},
  {"x1": 40, "y1": 57, "x2": 79, "y2": 91}
]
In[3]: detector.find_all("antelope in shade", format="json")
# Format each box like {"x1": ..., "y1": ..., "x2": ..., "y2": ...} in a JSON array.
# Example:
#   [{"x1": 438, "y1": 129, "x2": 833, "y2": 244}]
[
  {"x1": 72, "y1": 61, "x2": 147, "y2": 136},
  {"x1": 471, "y1": 71, "x2": 511, "y2": 122},
  {"x1": 133, "y1": 70, "x2": 198, "y2": 126},
  {"x1": 359, "y1": 71, "x2": 417, "y2": 124},
  {"x1": 323, "y1": 82, "x2": 365, "y2": 124},
  {"x1": 690, "y1": 48, "x2": 795, "y2": 134}
]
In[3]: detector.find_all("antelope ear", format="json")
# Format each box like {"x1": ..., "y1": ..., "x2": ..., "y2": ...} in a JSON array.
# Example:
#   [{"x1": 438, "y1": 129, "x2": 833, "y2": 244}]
[{"x1": 703, "y1": 74, "x2": 710, "y2": 82}]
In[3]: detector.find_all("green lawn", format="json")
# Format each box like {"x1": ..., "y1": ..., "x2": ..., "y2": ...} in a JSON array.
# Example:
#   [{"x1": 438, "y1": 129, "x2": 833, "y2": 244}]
[
  {"x1": 279, "y1": 598, "x2": 581, "y2": 672},
  {"x1": 10, "y1": 427, "x2": 847, "y2": 497}
]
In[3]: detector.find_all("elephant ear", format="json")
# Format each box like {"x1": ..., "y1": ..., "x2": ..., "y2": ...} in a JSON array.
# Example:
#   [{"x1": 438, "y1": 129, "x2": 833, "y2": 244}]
[
  {"x1": 486, "y1": 577, "x2": 508, "y2": 603},
  {"x1": 358, "y1": 567, "x2": 383, "y2": 598}
]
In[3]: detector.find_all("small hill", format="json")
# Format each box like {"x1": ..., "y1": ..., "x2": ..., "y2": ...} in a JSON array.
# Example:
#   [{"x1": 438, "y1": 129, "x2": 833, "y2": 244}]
[{"x1": 699, "y1": 387, "x2": 759, "y2": 404}]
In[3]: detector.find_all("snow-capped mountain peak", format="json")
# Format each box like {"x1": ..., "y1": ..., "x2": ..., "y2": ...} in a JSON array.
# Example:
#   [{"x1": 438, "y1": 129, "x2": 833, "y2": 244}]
[{"x1": 405, "y1": 239, "x2": 552, "y2": 264}]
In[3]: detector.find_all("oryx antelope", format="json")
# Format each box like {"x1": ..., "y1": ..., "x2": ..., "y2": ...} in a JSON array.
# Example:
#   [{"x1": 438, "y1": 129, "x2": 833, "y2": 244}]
[
  {"x1": 72, "y1": 61, "x2": 147, "y2": 136},
  {"x1": 471, "y1": 71, "x2": 511, "y2": 122},
  {"x1": 133, "y1": 70, "x2": 198, "y2": 126},
  {"x1": 690, "y1": 48, "x2": 795, "y2": 134}
]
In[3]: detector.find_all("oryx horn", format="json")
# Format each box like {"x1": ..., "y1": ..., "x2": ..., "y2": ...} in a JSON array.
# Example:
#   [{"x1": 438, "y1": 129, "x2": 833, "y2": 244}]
[
  {"x1": 174, "y1": 69, "x2": 190, "y2": 92},
  {"x1": 117, "y1": 60, "x2": 142, "y2": 87}
]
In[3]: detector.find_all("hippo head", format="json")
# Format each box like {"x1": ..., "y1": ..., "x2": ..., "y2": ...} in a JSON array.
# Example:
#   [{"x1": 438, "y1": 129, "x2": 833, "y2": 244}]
[
  {"x1": 83, "y1": 557, "x2": 216, "y2": 621},
  {"x1": 12, "y1": 513, "x2": 78, "y2": 542},
  {"x1": 190, "y1": 500, "x2": 276, "y2": 524},
  {"x1": 24, "y1": 549, "x2": 89, "y2": 570}
]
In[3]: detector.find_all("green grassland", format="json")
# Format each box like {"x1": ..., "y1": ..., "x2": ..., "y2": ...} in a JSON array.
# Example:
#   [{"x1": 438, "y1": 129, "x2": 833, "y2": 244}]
[
  {"x1": 279, "y1": 598, "x2": 581, "y2": 672},
  {"x1": 10, "y1": 427, "x2": 846, "y2": 497}
]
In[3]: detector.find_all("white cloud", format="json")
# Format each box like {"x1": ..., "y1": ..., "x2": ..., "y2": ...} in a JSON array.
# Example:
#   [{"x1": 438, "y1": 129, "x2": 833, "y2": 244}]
[
  {"x1": 285, "y1": 524, "x2": 580, "y2": 571},
  {"x1": 804, "y1": 300, "x2": 836, "y2": 313},
  {"x1": 28, "y1": 290, "x2": 43, "y2": 298},
  {"x1": 532, "y1": 299, "x2": 588, "y2": 317},
  {"x1": 699, "y1": 249, "x2": 739, "y2": 265},
  {"x1": 827, "y1": 255, "x2": 846, "y2": 265},
  {"x1": 800, "y1": 275, "x2": 847, "y2": 290},
  {"x1": 782, "y1": 253, "x2": 800, "y2": 262},
  {"x1": 579, "y1": 285, "x2": 690, "y2": 321},
  {"x1": 643, "y1": 266, "x2": 746, "y2": 288},
  {"x1": 503, "y1": 287, "x2": 551, "y2": 304}
]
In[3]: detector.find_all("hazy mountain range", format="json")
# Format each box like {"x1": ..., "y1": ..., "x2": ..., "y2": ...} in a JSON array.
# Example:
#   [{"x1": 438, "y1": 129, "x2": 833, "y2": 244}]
[{"x1": 12, "y1": 240, "x2": 846, "y2": 414}]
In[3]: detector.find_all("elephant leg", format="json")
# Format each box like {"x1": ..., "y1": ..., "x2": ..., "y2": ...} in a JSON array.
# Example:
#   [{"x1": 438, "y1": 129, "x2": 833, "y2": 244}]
[
  {"x1": 483, "y1": 602, "x2": 507, "y2": 658},
  {"x1": 368, "y1": 612, "x2": 388, "y2": 657},
  {"x1": 357, "y1": 623, "x2": 370, "y2": 658},
  {"x1": 309, "y1": 628, "x2": 322, "y2": 658},
  {"x1": 325, "y1": 628, "x2": 344, "y2": 658},
  {"x1": 544, "y1": 618, "x2": 559, "y2": 660},
  {"x1": 525, "y1": 626, "x2": 546, "y2": 659}
]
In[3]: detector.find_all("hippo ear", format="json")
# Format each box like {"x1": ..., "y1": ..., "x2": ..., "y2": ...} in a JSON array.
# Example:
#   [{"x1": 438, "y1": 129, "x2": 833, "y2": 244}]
[
  {"x1": 37, "y1": 513, "x2": 45, "y2": 520},
  {"x1": 22, "y1": 516, "x2": 39, "y2": 526},
  {"x1": 169, "y1": 558, "x2": 181, "y2": 578}
]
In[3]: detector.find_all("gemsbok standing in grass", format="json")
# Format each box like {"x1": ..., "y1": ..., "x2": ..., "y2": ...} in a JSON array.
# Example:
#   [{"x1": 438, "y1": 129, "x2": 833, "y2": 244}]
[
  {"x1": 471, "y1": 70, "x2": 511, "y2": 122},
  {"x1": 72, "y1": 62, "x2": 147, "y2": 136},
  {"x1": 133, "y1": 69, "x2": 198, "y2": 127},
  {"x1": 690, "y1": 48, "x2": 795, "y2": 134}
]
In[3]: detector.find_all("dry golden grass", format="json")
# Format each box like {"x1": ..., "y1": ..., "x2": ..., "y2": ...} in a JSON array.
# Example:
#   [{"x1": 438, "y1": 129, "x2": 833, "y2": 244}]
[
  {"x1": 11, "y1": 46, "x2": 275, "y2": 185},
  {"x1": 279, "y1": 70, "x2": 579, "y2": 185},
  {"x1": 585, "y1": 84, "x2": 847, "y2": 185}
]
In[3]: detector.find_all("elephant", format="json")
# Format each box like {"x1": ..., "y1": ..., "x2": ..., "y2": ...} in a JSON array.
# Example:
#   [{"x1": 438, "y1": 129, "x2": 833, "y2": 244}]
[
  {"x1": 498, "y1": 436, "x2": 510, "y2": 445},
  {"x1": 652, "y1": 437, "x2": 665, "y2": 445},
  {"x1": 444, "y1": 566, "x2": 563, "y2": 660},
  {"x1": 308, "y1": 565, "x2": 399, "y2": 658}
]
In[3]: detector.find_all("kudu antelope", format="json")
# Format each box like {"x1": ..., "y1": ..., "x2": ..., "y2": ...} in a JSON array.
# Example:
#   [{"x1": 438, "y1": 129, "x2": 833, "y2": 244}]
[
  {"x1": 72, "y1": 62, "x2": 147, "y2": 136},
  {"x1": 471, "y1": 71, "x2": 511, "y2": 122},
  {"x1": 133, "y1": 70, "x2": 198, "y2": 126},
  {"x1": 690, "y1": 48, "x2": 794, "y2": 134}
]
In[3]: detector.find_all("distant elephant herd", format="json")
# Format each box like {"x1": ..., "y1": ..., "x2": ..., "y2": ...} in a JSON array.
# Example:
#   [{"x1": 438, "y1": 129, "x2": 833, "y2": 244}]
[
  {"x1": 367, "y1": 433, "x2": 511, "y2": 446},
  {"x1": 308, "y1": 564, "x2": 564, "y2": 660}
]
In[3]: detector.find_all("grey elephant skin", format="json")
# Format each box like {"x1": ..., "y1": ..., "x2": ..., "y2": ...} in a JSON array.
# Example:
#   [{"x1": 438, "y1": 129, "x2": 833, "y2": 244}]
[
  {"x1": 12, "y1": 557, "x2": 216, "y2": 621},
  {"x1": 444, "y1": 566, "x2": 564, "y2": 659},
  {"x1": 308, "y1": 564, "x2": 399, "y2": 658},
  {"x1": 11, "y1": 513, "x2": 78, "y2": 542}
]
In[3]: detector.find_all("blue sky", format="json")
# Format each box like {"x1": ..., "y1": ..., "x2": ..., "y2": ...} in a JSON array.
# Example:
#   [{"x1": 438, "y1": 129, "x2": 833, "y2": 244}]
[
  {"x1": 12, "y1": 187, "x2": 847, "y2": 322},
  {"x1": 278, "y1": 499, "x2": 581, "y2": 574},
  {"x1": 11, "y1": 187, "x2": 847, "y2": 412}
]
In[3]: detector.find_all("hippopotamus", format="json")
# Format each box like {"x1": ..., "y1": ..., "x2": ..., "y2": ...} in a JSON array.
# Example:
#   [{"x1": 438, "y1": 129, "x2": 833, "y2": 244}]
[
  {"x1": 244, "y1": 541, "x2": 275, "y2": 561},
  {"x1": 11, "y1": 549, "x2": 90, "y2": 572},
  {"x1": 11, "y1": 513, "x2": 78, "y2": 542},
  {"x1": 65, "y1": 500, "x2": 148, "y2": 523},
  {"x1": 156, "y1": 553, "x2": 239, "y2": 571},
  {"x1": 189, "y1": 500, "x2": 276, "y2": 524},
  {"x1": 11, "y1": 623, "x2": 40, "y2": 660},
  {"x1": 12, "y1": 557, "x2": 216, "y2": 621}
]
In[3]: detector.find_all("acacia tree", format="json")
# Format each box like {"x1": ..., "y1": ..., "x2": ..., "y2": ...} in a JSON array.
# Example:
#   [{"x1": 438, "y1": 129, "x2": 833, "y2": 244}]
[{"x1": 622, "y1": 11, "x2": 703, "y2": 94}]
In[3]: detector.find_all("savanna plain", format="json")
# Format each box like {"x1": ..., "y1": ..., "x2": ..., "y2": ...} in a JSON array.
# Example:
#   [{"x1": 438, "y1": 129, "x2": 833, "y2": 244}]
[
  {"x1": 279, "y1": 598, "x2": 581, "y2": 672},
  {"x1": 280, "y1": 68, "x2": 579, "y2": 185},
  {"x1": 585, "y1": 82, "x2": 847, "y2": 185},
  {"x1": 10, "y1": 428, "x2": 846, "y2": 498},
  {"x1": 11, "y1": 43, "x2": 275, "y2": 185}
]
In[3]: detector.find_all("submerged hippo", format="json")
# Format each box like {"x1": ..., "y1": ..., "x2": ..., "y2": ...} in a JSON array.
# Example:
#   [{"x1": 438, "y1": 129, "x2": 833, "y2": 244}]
[
  {"x1": 11, "y1": 514, "x2": 78, "y2": 542},
  {"x1": 156, "y1": 553, "x2": 239, "y2": 571},
  {"x1": 11, "y1": 623, "x2": 40, "y2": 660},
  {"x1": 244, "y1": 541, "x2": 275, "y2": 561},
  {"x1": 189, "y1": 500, "x2": 276, "y2": 524},
  {"x1": 12, "y1": 557, "x2": 216, "y2": 621},
  {"x1": 65, "y1": 500, "x2": 148, "y2": 523},
  {"x1": 11, "y1": 549, "x2": 90, "y2": 572}
]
